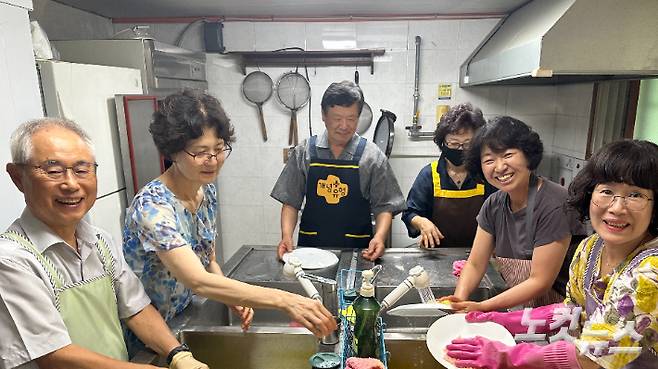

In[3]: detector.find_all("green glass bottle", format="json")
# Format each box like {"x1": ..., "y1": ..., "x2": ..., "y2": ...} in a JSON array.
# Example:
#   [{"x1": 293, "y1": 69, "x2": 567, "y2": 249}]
[{"x1": 352, "y1": 272, "x2": 381, "y2": 359}]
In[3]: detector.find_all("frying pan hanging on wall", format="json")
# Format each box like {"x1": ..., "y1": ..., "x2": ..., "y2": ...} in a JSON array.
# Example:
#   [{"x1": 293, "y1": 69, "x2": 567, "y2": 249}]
[
  {"x1": 354, "y1": 70, "x2": 373, "y2": 135},
  {"x1": 275, "y1": 71, "x2": 311, "y2": 146},
  {"x1": 373, "y1": 109, "x2": 397, "y2": 157}
]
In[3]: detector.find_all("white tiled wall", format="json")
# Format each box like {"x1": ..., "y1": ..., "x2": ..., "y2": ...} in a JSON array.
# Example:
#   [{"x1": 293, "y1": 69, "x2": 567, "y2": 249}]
[
  {"x1": 113, "y1": 19, "x2": 594, "y2": 260},
  {"x1": 553, "y1": 83, "x2": 594, "y2": 159}
]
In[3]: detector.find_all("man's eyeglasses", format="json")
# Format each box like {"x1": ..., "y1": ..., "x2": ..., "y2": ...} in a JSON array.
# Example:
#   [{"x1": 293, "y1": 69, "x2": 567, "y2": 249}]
[
  {"x1": 18, "y1": 161, "x2": 98, "y2": 180},
  {"x1": 183, "y1": 144, "x2": 232, "y2": 163},
  {"x1": 444, "y1": 141, "x2": 471, "y2": 150},
  {"x1": 591, "y1": 189, "x2": 653, "y2": 212}
]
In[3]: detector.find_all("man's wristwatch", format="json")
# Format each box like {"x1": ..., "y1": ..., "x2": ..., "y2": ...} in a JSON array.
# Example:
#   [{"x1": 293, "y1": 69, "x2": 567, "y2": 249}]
[{"x1": 166, "y1": 343, "x2": 191, "y2": 365}]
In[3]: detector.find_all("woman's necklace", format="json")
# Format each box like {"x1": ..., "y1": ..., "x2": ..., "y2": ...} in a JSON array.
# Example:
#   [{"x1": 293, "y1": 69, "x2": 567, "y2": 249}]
[
  {"x1": 178, "y1": 190, "x2": 202, "y2": 213},
  {"x1": 447, "y1": 168, "x2": 467, "y2": 187}
]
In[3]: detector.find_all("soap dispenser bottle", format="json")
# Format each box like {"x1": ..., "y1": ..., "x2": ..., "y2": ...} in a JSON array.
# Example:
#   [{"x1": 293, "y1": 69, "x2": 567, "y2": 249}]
[{"x1": 352, "y1": 270, "x2": 381, "y2": 358}]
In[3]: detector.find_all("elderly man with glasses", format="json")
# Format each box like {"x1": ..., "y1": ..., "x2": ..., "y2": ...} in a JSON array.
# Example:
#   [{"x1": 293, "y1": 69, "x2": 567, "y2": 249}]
[{"x1": 0, "y1": 118, "x2": 209, "y2": 369}]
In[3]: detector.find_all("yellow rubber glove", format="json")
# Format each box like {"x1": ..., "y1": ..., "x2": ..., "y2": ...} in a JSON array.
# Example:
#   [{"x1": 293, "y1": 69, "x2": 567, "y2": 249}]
[{"x1": 169, "y1": 351, "x2": 209, "y2": 369}]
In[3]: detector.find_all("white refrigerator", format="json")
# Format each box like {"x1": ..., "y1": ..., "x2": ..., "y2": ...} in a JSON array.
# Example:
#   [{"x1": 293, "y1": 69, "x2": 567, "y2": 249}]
[{"x1": 37, "y1": 60, "x2": 143, "y2": 245}]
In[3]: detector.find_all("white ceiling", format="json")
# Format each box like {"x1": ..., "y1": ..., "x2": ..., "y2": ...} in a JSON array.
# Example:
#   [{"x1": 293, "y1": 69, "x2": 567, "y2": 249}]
[{"x1": 52, "y1": 0, "x2": 530, "y2": 19}]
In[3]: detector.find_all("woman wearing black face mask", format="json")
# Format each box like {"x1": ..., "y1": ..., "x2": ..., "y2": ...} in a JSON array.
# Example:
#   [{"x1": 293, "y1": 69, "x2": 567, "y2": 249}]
[{"x1": 402, "y1": 103, "x2": 497, "y2": 248}]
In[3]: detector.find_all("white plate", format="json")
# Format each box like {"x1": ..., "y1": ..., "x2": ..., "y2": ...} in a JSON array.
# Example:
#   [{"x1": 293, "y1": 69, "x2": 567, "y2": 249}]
[
  {"x1": 387, "y1": 302, "x2": 453, "y2": 317},
  {"x1": 281, "y1": 248, "x2": 339, "y2": 269},
  {"x1": 426, "y1": 313, "x2": 516, "y2": 369}
]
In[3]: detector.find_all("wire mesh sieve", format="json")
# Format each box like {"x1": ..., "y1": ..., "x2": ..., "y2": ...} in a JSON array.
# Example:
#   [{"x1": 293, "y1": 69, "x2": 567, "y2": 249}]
[
  {"x1": 242, "y1": 71, "x2": 273, "y2": 141},
  {"x1": 276, "y1": 71, "x2": 311, "y2": 145}
]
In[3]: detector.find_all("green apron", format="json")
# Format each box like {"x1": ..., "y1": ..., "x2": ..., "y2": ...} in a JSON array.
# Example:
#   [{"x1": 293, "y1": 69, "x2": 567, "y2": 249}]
[{"x1": 1, "y1": 231, "x2": 129, "y2": 360}]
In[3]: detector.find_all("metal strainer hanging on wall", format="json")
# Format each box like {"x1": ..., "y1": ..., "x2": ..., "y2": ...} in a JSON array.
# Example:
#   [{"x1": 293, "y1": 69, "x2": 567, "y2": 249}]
[
  {"x1": 275, "y1": 71, "x2": 311, "y2": 146},
  {"x1": 242, "y1": 71, "x2": 273, "y2": 141}
]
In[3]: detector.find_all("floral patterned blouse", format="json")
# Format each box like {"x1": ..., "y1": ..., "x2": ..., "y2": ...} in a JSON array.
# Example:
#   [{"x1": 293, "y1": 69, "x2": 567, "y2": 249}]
[
  {"x1": 123, "y1": 179, "x2": 217, "y2": 321},
  {"x1": 566, "y1": 234, "x2": 658, "y2": 369}
]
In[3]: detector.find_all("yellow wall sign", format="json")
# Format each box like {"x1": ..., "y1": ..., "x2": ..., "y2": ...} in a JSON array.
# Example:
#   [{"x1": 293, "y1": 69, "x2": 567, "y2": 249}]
[
  {"x1": 438, "y1": 83, "x2": 452, "y2": 100},
  {"x1": 317, "y1": 174, "x2": 349, "y2": 204},
  {"x1": 436, "y1": 104, "x2": 450, "y2": 122}
]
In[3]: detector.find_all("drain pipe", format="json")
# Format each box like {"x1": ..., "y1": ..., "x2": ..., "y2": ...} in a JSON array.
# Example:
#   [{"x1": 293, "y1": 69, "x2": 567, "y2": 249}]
[
  {"x1": 412, "y1": 36, "x2": 421, "y2": 131},
  {"x1": 406, "y1": 35, "x2": 435, "y2": 139}
]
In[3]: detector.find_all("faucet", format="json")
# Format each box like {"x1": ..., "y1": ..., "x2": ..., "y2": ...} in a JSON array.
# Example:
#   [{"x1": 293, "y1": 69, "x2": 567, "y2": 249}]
[
  {"x1": 283, "y1": 257, "x2": 339, "y2": 345},
  {"x1": 380, "y1": 265, "x2": 433, "y2": 311}
]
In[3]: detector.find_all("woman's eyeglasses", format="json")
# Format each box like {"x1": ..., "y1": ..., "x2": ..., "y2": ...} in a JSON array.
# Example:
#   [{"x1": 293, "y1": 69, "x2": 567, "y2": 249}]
[
  {"x1": 444, "y1": 141, "x2": 471, "y2": 150},
  {"x1": 183, "y1": 144, "x2": 232, "y2": 163},
  {"x1": 592, "y1": 189, "x2": 653, "y2": 211}
]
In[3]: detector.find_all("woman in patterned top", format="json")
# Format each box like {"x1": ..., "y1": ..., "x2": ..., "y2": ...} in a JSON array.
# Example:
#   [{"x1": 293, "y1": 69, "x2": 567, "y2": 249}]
[
  {"x1": 123, "y1": 89, "x2": 335, "y2": 352},
  {"x1": 445, "y1": 139, "x2": 658, "y2": 369}
]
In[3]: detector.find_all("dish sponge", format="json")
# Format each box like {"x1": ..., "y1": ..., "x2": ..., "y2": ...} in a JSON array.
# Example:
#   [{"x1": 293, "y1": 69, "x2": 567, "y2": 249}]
[{"x1": 345, "y1": 357, "x2": 385, "y2": 369}]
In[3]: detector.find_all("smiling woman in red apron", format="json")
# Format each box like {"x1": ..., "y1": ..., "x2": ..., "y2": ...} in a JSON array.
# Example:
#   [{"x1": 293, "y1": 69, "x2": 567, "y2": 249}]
[
  {"x1": 403, "y1": 103, "x2": 497, "y2": 248},
  {"x1": 446, "y1": 139, "x2": 658, "y2": 369},
  {"x1": 448, "y1": 116, "x2": 586, "y2": 312}
]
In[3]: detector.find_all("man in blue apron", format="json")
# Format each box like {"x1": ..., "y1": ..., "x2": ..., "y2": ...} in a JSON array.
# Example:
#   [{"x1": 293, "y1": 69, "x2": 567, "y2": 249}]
[
  {"x1": 271, "y1": 81, "x2": 406, "y2": 261},
  {"x1": 0, "y1": 118, "x2": 207, "y2": 369}
]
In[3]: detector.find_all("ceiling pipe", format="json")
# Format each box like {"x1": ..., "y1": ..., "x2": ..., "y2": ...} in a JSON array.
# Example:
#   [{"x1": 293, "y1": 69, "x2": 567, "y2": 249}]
[{"x1": 112, "y1": 13, "x2": 504, "y2": 24}]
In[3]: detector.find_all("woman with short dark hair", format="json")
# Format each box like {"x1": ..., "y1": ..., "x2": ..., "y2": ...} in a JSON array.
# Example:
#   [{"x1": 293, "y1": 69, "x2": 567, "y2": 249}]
[
  {"x1": 448, "y1": 116, "x2": 587, "y2": 311},
  {"x1": 123, "y1": 89, "x2": 335, "y2": 353},
  {"x1": 447, "y1": 139, "x2": 658, "y2": 369},
  {"x1": 402, "y1": 103, "x2": 497, "y2": 248}
]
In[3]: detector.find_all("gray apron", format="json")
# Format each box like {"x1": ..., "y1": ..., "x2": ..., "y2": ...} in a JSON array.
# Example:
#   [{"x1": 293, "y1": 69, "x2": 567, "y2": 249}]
[
  {"x1": 582, "y1": 237, "x2": 658, "y2": 368},
  {"x1": 1, "y1": 231, "x2": 129, "y2": 360}
]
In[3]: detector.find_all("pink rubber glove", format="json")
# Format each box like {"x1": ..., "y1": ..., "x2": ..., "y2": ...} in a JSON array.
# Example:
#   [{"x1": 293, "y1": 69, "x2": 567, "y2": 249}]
[
  {"x1": 465, "y1": 303, "x2": 569, "y2": 335},
  {"x1": 452, "y1": 260, "x2": 467, "y2": 277},
  {"x1": 446, "y1": 336, "x2": 581, "y2": 369}
]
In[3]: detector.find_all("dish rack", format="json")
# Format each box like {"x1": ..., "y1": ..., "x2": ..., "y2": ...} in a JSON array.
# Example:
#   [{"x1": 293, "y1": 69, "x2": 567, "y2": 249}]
[{"x1": 338, "y1": 269, "x2": 388, "y2": 368}]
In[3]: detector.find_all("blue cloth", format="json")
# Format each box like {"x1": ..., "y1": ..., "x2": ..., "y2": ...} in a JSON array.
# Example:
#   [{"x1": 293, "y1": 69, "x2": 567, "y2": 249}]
[
  {"x1": 401, "y1": 156, "x2": 497, "y2": 238},
  {"x1": 123, "y1": 179, "x2": 217, "y2": 322}
]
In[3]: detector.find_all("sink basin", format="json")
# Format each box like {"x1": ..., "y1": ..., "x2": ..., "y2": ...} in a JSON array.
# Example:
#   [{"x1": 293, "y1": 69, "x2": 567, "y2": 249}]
[
  {"x1": 130, "y1": 246, "x2": 506, "y2": 367},
  {"x1": 385, "y1": 332, "x2": 445, "y2": 369},
  {"x1": 180, "y1": 329, "x2": 443, "y2": 369},
  {"x1": 179, "y1": 329, "x2": 443, "y2": 369},
  {"x1": 180, "y1": 326, "x2": 319, "y2": 369},
  {"x1": 212, "y1": 247, "x2": 505, "y2": 331},
  {"x1": 224, "y1": 246, "x2": 343, "y2": 326}
]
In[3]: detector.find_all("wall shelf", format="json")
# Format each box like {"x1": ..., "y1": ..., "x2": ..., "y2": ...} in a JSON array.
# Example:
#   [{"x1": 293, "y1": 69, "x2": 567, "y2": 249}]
[{"x1": 231, "y1": 49, "x2": 386, "y2": 75}]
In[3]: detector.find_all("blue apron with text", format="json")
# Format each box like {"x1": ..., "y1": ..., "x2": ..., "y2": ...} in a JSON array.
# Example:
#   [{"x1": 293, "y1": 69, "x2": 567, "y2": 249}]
[{"x1": 298, "y1": 136, "x2": 372, "y2": 248}]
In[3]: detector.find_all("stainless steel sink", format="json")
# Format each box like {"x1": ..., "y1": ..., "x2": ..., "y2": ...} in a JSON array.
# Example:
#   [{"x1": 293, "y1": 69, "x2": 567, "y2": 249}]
[
  {"x1": 186, "y1": 247, "x2": 506, "y2": 331},
  {"x1": 374, "y1": 248, "x2": 505, "y2": 333},
  {"x1": 181, "y1": 326, "x2": 319, "y2": 369},
  {"x1": 224, "y1": 246, "x2": 344, "y2": 326},
  {"x1": 180, "y1": 329, "x2": 445, "y2": 369},
  {"x1": 385, "y1": 333, "x2": 445, "y2": 369},
  {"x1": 131, "y1": 246, "x2": 506, "y2": 367}
]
